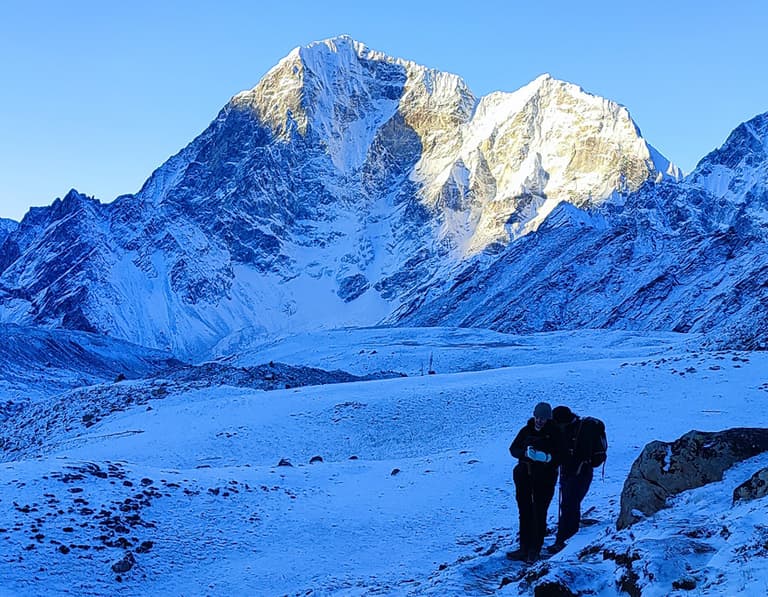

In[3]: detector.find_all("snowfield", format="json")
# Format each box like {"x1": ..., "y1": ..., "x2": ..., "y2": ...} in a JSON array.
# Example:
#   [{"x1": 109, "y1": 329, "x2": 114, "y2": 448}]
[{"x1": 1, "y1": 327, "x2": 767, "y2": 595}]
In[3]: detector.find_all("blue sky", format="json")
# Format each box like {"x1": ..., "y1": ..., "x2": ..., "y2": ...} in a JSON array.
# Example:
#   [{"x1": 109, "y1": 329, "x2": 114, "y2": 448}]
[{"x1": 1, "y1": 0, "x2": 766, "y2": 221}]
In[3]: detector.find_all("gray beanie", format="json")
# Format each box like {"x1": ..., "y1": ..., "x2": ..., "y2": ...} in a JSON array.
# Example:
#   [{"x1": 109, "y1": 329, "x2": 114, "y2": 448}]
[{"x1": 533, "y1": 402, "x2": 552, "y2": 420}]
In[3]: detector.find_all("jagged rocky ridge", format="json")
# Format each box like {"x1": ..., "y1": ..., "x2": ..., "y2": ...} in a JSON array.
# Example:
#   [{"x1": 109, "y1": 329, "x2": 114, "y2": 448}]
[{"x1": 1, "y1": 36, "x2": 766, "y2": 354}]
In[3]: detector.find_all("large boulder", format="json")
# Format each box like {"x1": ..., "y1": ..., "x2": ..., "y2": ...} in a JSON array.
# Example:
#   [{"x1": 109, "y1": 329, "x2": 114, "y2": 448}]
[
  {"x1": 733, "y1": 466, "x2": 768, "y2": 503},
  {"x1": 617, "y1": 428, "x2": 768, "y2": 529}
]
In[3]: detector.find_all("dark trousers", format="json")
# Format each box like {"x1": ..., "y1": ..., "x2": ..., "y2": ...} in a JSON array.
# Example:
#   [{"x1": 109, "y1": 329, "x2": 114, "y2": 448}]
[
  {"x1": 513, "y1": 462, "x2": 557, "y2": 552},
  {"x1": 556, "y1": 465, "x2": 593, "y2": 543}
]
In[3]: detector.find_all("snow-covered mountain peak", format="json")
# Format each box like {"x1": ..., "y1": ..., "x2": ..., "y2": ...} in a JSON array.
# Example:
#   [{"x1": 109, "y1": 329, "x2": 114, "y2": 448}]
[
  {"x1": 231, "y1": 35, "x2": 473, "y2": 162},
  {"x1": 690, "y1": 113, "x2": 768, "y2": 188},
  {"x1": 415, "y1": 71, "x2": 679, "y2": 253},
  {"x1": 0, "y1": 37, "x2": 702, "y2": 354},
  {"x1": 224, "y1": 37, "x2": 673, "y2": 246},
  {"x1": 686, "y1": 112, "x2": 768, "y2": 230}
]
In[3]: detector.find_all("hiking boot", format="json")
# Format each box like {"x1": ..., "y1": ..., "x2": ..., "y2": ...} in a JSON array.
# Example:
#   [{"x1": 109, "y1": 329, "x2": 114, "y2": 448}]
[
  {"x1": 525, "y1": 549, "x2": 540, "y2": 564},
  {"x1": 505, "y1": 548, "x2": 527, "y2": 561},
  {"x1": 546, "y1": 541, "x2": 566, "y2": 555}
]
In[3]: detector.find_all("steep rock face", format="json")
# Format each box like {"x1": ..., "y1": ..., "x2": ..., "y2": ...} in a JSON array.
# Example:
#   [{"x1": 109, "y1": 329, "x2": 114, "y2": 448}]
[
  {"x1": 0, "y1": 190, "x2": 116, "y2": 332},
  {"x1": 0, "y1": 219, "x2": 19, "y2": 273},
  {"x1": 686, "y1": 112, "x2": 768, "y2": 239},
  {"x1": 0, "y1": 36, "x2": 676, "y2": 355},
  {"x1": 414, "y1": 74, "x2": 678, "y2": 255},
  {"x1": 0, "y1": 218, "x2": 17, "y2": 244},
  {"x1": 689, "y1": 113, "x2": 768, "y2": 197}
]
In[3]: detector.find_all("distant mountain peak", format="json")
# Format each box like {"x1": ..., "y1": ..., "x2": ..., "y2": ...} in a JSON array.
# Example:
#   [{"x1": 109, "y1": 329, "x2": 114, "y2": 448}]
[
  {"x1": 299, "y1": 34, "x2": 367, "y2": 57},
  {"x1": 687, "y1": 111, "x2": 768, "y2": 206}
]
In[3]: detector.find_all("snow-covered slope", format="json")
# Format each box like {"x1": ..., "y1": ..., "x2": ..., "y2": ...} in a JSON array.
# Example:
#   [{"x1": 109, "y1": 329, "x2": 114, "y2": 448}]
[
  {"x1": 0, "y1": 328, "x2": 766, "y2": 595},
  {"x1": 216, "y1": 326, "x2": 703, "y2": 376},
  {"x1": 0, "y1": 324, "x2": 181, "y2": 406},
  {"x1": 0, "y1": 36, "x2": 678, "y2": 355}
]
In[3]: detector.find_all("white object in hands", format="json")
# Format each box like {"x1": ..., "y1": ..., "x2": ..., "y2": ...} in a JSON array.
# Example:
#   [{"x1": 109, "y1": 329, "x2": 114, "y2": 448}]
[{"x1": 526, "y1": 446, "x2": 552, "y2": 463}]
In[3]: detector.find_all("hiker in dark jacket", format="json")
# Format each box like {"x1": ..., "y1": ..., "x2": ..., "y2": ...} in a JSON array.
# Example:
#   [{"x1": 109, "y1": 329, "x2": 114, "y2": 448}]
[
  {"x1": 507, "y1": 402, "x2": 563, "y2": 564},
  {"x1": 547, "y1": 405, "x2": 594, "y2": 553}
]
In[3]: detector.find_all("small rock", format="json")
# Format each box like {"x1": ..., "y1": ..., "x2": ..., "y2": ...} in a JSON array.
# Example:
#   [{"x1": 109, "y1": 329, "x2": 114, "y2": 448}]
[
  {"x1": 111, "y1": 552, "x2": 135, "y2": 574},
  {"x1": 277, "y1": 458, "x2": 293, "y2": 467},
  {"x1": 309, "y1": 456, "x2": 323, "y2": 464},
  {"x1": 135, "y1": 541, "x2": 154, "y2": 554},
  {"x1": 672, "y1": 577, "x2": 697, "y2": 591},
  {"x1": 390, "y1": 468, "x2": 401, "y2": 476}
]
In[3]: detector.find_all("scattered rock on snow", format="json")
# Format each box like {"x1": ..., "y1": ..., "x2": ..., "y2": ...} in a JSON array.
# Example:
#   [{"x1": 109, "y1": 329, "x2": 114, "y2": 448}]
[
  {"x1": 618, "y1": 428, "x2": 768, "y2": 529},
  {"x1": 277, "y1": 458, "x2": 293, "y2": 467},
  {"x1": 672, "y1": 577, "x2": 697, "y2": 590},
  {"x1": 309, "y1": 455, "x2": 323, "y2": 464},
  {"x1": 111, "y1": 551, "x2": 135, "y2": 574},
  {"x1": 135, "y1": 540, "x2": 154, "y2": 554},
  {"x1": 390, "y1": 468, "x2": 401, "y2": 476}
]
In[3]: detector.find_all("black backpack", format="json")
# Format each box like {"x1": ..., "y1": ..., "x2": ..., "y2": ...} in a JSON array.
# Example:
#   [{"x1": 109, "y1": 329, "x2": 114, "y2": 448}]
[{"x1": 578, "y1": 416, "x2": 608, "y2": 468}]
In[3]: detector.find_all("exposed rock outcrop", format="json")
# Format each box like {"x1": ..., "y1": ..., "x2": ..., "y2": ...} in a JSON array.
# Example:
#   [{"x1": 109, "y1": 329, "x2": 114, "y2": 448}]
[
  {"x1": 617, "y1": 428, "x2": 768, "y2": 529},
  {"x1": 732, "y1": 466, "x2": 768, "y2": 503}
]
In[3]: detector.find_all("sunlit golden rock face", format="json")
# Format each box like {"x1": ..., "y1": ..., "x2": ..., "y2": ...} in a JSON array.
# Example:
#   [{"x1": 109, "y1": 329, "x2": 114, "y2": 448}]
[{"x1": 228, "y1": 37, "x2": 676, "y2": 259}]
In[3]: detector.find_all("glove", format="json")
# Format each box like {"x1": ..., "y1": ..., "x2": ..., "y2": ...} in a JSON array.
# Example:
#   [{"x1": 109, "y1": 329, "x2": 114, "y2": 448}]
[{"x1": 526, "y1": 446, "x2": 552, "y2": 463}]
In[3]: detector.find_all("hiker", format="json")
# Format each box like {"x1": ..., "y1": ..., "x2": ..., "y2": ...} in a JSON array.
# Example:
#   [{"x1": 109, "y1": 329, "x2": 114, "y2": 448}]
[
  {"x1": 547, "y1": 405, "x2": 605, "y2": 553},
  {"x1": 507, "y1": 401, "x2": 563, "y2": 564}
]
